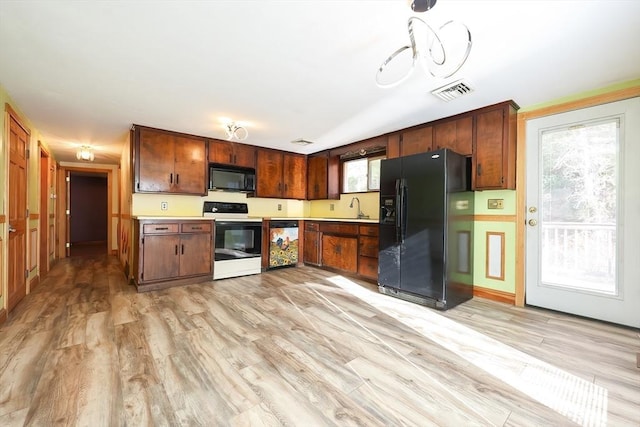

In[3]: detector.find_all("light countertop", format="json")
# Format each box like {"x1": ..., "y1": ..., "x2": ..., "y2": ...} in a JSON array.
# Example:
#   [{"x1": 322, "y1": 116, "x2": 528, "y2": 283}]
[{"x1": 133, "y1": 216, "x2": 378, "y2": 224}]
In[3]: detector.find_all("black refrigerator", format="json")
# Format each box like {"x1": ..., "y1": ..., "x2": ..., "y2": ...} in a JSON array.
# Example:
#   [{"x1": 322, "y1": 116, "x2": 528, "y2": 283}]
[{"x1": 378, "y1": 149, "x2": 474, "y2": 309}]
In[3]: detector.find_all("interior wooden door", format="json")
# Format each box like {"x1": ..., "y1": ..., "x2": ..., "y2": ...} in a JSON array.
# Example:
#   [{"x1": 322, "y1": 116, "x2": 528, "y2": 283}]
[{"x1": 8, "y1": 114, "x2": 28, "y2": 311}]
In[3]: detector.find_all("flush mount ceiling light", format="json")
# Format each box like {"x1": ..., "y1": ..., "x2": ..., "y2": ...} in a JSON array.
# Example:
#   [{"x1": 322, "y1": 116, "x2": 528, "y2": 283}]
[
  {"x1": 375, "y1": 16, "x2": 472, "y2": 88},
  {"x1": 224, "y1": 121, "x2": 248, "y2": 141},
  {"x1": 290, "y1": 138, "x2": 314, "y2": 146},
  {"x1": 76, "y1": 145, "x2": 95, "y2": 162}
]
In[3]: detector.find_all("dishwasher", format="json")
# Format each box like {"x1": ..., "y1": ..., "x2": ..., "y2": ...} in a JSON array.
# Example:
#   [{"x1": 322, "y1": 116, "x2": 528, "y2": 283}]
[{"x1": 268, "y1": 220, "x2": 299, "y2": 269}]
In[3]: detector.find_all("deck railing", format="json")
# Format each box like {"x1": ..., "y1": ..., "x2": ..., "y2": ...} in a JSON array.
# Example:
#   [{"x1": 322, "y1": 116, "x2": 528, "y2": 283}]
[{"x1": 540, "y1": 222, "x2": 616, "y2": 291}]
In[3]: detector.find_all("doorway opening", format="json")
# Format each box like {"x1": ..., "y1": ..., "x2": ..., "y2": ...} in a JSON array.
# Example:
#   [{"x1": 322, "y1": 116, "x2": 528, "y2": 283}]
[{"x1": 69, "y1": 171, "x2": 108, "y2": 257}]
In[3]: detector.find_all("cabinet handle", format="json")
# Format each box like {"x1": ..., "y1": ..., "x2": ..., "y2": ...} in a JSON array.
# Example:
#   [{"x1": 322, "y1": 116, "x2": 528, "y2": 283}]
[
  {"x1": 278, "y1": 183, "x2": 282, "y2": 191},
  {"x1": 176, "y1": 174, "x2": 179, "y2": 184},
  {"x1": 233, "y1": 154, "x2": 237, "y2": 164},
  {"x1": 191, "y1": 226, "x2": 202, "y2": 230},
  {"x1": 169, "y1": 173, "x2": 173, "y2": 183},
  {"x1": 181, "y1": 244, "x2": 184, "y2": 255},
  {"x1": 477, "y1": 163, "x2": 482, "y2": 176},
  {"x1": 155, "y1": 227, "x2": 169, "y2": 230},
  {"x1": 175, "y1": 245, "x2": 178, "y2": 255},
  {"x1": 284, "y1": 183, "x2": 288, "y2": 191}
]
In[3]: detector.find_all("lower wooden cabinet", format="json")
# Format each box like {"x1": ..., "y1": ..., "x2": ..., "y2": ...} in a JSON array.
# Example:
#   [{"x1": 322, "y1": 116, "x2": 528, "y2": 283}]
[
  {"x1": 302, "y1": 220, "x2": 379, "y2": 281},
  {"x1": 358, "y1": 225, "x2": 379, "y2": 280},
  {"x1": 133, "y1": 219, "x2": 213, "y2": 292},
  {"x1": 322, "y1": 235, "x2": 358, "y2": 273},
  {"x1": 303, "y1": 222, "x2": 321, "y2": 266}
]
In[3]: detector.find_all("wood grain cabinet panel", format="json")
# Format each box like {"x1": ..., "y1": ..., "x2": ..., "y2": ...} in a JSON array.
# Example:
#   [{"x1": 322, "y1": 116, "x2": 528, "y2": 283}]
[
  {"x1": 283, "y1": 153, "x2": 307, "y2": 199},
  {"x1": 472, "y1": 101, "x2": 518, "y2": 190},
  {"x1": 208, "y1": 139, "x2": 256, "y2": 169},
  {"x1": 322, "y1": 235, "x2": 358, "y2": 273},
  {"x1": 256, "y1": 149, "x2": 307, "y2": 199},
  {"x1": 401, "y1": 126, "x2": 433, "y2": 156},
  {"x1": 134, "y1": 219, "x2": 213, "y2": 292},
  {"x1": 358, "y1": 224, "x2": 379, "y2": 281},
  {"x1": 134, "y1": 126, "x2": 207, "y2": 196},
  {"x1": 307, "y1": 155, "x2": 328, "y2": 200},
  {"x1": 303, "y1": 222, "x2": 321, "y2": 266},
  {"x1": 433, "y1": 116, "x2": 473, "y2": 156}
]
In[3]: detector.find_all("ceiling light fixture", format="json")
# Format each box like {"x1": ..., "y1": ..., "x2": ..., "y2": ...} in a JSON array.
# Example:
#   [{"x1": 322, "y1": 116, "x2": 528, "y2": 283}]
[
  {"x1": 409, "y1": 0, "x2": 437, "y2": 13},
  {"x1": 76, "y1": 145, "x2": 95, "y2": 162},
  {"x1": 224, "y1": 122, "x2": 248, "y2": 141},
  {"x1": 291, "y1": 138, "x2": 314, "y2": 146},
  {"x1": 375, "y1": 16, "x2": 472, "y2": 88}
]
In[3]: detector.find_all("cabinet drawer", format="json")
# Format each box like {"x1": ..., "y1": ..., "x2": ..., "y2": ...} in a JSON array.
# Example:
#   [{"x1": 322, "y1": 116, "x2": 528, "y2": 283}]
[
  {"x1": 359, "y1": 236, "x2": 379, "y2": 258},
  {"x1": 142, "y1": 223, "x2": 179, "y2": 234},
  {"x1": 320, "y1": 222, "x2": 358, "y2": 235},
  {"x1": 358, "y1": 256, "x2": 378, "y2": 280},
  {"x1": 359, "y1": 224, "x2": 379, "y2": 236},
  {"x1": 181, "y1": 222, "x2": 212, "y2": 233},
  {"x1": 305, "y1": 222, "x2": 319, "y2": 231}
]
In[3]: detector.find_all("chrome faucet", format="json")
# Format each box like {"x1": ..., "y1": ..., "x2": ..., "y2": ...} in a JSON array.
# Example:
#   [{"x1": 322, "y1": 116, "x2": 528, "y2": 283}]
[{"x1": 349, "y1": 197, "x2": 369, "y2": 219}]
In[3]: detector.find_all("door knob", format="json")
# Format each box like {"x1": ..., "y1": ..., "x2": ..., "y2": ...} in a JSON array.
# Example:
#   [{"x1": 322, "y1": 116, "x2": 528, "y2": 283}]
[
  {"x1": 8, "y1": 225, "x2": 17, "y2": 233},
  {"x1": 528, "y1": 206, "x2": 537, "y2": 213},
  {"x1": 528, "y1": 219, "x2": 537, "y2": 226}
]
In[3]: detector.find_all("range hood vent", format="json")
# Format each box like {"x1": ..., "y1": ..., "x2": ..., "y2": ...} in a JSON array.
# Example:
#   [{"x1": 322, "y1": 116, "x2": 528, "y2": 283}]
[{"x1": 431, "y1": 80, "x2": 473, "y2": 102}]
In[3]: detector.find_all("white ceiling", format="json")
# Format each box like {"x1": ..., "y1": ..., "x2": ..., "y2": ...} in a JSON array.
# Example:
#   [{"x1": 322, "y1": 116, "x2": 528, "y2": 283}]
[{"x1": 1, "y1": 1, "x2": 639, "y2": 165}]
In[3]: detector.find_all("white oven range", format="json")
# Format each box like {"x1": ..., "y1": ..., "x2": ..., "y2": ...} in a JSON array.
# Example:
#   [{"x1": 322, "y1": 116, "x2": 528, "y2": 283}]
[{"x1": 203, "y1": 201, "x2": 262, "y2": 280}]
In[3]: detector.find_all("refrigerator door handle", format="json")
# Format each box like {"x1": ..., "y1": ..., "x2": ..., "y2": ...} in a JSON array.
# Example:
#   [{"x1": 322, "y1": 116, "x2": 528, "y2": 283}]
[
  {"x1": 395, "y1": 179, "x2": 402, "y2": 243},
  {"x1": 400, "y1": 180, "x2": 408, "y2": 242}
]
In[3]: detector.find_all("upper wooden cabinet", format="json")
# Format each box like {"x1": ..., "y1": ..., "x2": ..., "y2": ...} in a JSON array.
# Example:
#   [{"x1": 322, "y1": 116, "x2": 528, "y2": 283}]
[
  {"x1": 401, "y1": 126, "x2": 433, "y2": 156},
  {"x1": 208, "y1": 139, "x2": 255, "y2": 169},
  {"x1": 472, "y1": 101, "x2": 518, "y2": 190},
  {"x1": 306, "y1": 153, "x2": 339, "y2": 200},
  {"x1": 433, "y1": 116, "x2": 473, "y2": 156},
  {"x1": 283, "y1": 152, "x2": 306, "y2": 199},
  {"x1": 134, "y1": 126, "x2": 207, "y2": 196},
  {"x1": 256, "y1": 149, "x2": 307, "y2": 199}
]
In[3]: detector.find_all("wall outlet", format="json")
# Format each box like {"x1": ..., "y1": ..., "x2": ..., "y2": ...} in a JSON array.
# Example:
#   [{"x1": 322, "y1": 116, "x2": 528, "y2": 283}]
[
  {"x1": 277, "y1": 203, "x2": 282, "y2": 211},
  {"x1": 161, "y1": 201, "x2": 168, "y2": 211},
  {"x1": 487, "y1": 199, "x2": 504, "y2": 209},
  {"x1": 330, "y1": 203, "x2": 335, "y2": 211}
]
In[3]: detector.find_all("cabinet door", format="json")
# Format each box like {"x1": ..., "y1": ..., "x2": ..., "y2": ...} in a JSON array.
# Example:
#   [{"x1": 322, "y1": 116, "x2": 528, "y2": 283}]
[
  {"x1": 209, "y1": 139, "x2": 234, "y2": 164},
  {"x1": 137, "y1": 128, "x2": 175, "y2": 193},
  {"x1": 283, "y1": 153, "x2": 307, "y2": 199},
  {"x1": 433, "y1": 117, "x2": 473, "y2": 156},
  {"x1": 173, "y1": 135, "x2": 207, "y2": 195},
  {"x1": 473, "y1": 108, "x2": 506, "y2": 189},
  {"x1": 142, "y1": 234, "x2": 180, "y2": 281},
  {"x1": 358, "y1": 235, "x2": 378, "y2": 257},
  {"x1": 307, "y1": 156, "x2": 328, "y2": 199},
  {"x1": 451, "y1": 116, "x2": 473, "y2": 156},
  {"x1": 401, "y1": 126, "x2": 433, "y2": 156},
  {"x1": 233, "y1": 143, "x2": 256, "y2": 168},
  {"x1": 321, "y1": 235, "x2": 358, "y2": 273},
  {"x1": 179, "y1": 233, "x2": 212, "y2": 277},
  {"x1": 256, "y1": 149, "x2": 283, "y2": 198},
  {"x1": 303, "y1": 229, "x2": 320, "y2": 266}
]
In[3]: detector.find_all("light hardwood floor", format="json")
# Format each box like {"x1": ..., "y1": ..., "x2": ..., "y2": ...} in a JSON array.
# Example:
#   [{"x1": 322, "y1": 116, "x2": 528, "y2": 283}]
[{"x1": 0, "y1": 255, "x2": 638, "y2": 426}]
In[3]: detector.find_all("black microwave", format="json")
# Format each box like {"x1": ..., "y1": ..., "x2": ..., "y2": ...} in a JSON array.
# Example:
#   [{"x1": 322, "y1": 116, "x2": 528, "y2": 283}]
[{"x1": 208, "y1": 164, "x2": 256, "y2": 192}]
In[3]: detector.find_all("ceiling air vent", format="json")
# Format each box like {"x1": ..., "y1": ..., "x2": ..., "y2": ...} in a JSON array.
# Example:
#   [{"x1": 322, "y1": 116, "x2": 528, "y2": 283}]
[{"x1": 431, "y1": 80, "x2": 473, "y2": 102}]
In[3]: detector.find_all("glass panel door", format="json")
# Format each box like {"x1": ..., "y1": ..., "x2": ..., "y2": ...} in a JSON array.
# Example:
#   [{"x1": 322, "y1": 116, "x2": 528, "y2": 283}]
[{"x1": 525, "y1": 97, "x2": 640, "y2": 328}]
